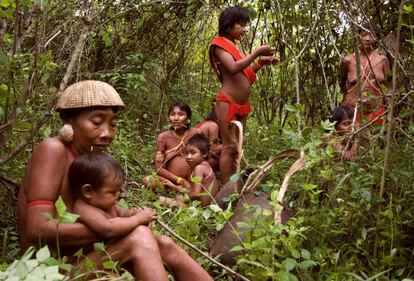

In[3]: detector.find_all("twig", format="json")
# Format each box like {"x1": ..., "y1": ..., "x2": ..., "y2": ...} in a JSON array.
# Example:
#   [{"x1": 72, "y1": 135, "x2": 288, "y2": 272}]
[
  {"x1": 44, "y1": 29, "x2": 61, "y2": 48},
  {"x1": 155, "y1": 219, "x2": 250, "y2": 281},
  {"x1": 380, "y1": 3, "x2": 403, "y2": 198},
  {"x1": 0, "y1": 173, "x2": 20, "y2": 188}
]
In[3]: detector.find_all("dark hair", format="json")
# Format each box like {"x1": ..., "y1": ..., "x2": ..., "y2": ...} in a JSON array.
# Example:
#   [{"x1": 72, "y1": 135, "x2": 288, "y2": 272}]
[
  {"x1": 332, "y1": 107, "x2": 355, "y2": 129},
  {"x1": 218, "y1": 6, "x2": 250, "y2": 36},
  {"x1": 168, "y1": 101, "x2": 192, "y2": 128},
  {"x1": 186, "y1": 134, "x2": 210, "y2": 155},
  {"x1": 357, "y1": 21, "x2": 380, "y2": 38},
  {"x1": 59, "y1": 106, "x2": 122, "y2": 121},
  {"x1": 68, "y1": 151, "x2": 125, "y2": 195},
  {"x1": 205, "y1": 109, "x2": 218, "y2": 123}
]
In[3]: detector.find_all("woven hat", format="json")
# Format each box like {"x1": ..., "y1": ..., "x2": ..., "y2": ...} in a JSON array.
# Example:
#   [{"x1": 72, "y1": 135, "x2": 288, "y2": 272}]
[{"x1": 56, "y1": 80, "x2": 124, "y2": 111}]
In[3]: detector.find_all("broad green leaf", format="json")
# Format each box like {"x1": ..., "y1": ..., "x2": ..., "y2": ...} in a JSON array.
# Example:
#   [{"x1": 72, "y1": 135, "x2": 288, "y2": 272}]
[
  {"x1": 55, "y1": 196, "x2": 67, "y2": 218},
  {"x1": 94, "y1": 242, "x2": 105, "y2": 252},
  {"x1": 35, "y1": 246, "x2": 50, "y2": 262},
  {"x1": 191, "y1": 176, "x2": 201, "y2": 183},
  {"x1": 283, "y1": 258, "x2": 297, "y2": 271},
  {"x1": 103, "y1": 260, "x2": 118, "y2": 270},
  {"x1": 301, "y1": 249, "x2": 311, "y2": 260},
  {"x1": 229, "y1": 173, "x2": 240, "y2": 183},
  {"x1": 209, "y1": 204, "x2": 222, "y2": 213},
  {"x1": 0, "y1": 0, "x2": 12, "y2": 8},
  {"x1": 60, "y1": 212, "x2": 79, "y2": 223}
]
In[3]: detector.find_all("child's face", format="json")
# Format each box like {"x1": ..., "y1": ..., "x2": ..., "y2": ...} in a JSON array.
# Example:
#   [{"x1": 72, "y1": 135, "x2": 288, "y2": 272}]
[
  {"x1": 185, "y1": 145, "x2": 206, "y2": 168},
  {"x1": 336, "y1": 118, "x2": 353, "y2": 135},
  {"x1": 88, "y1": 172, "x2": 123, "y2": 210},
  {"x1": 229, "y1": 21, "x2": 247, "y2": 41},
  {"x1": 169, "y1": 106, "x2": 188, "y2": 130}
]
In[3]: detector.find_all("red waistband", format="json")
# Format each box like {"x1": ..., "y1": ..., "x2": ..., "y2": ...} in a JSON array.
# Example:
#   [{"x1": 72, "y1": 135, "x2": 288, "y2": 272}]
[
  {"x1": 216, "y1": 92, "x2": 251, "y2": 122},
  {"x1": 356, "y1": 107, "x2": 386, "y2": 124},
  {"x1": 27, "y1": 200, "x2": 54, "y2": 207}
]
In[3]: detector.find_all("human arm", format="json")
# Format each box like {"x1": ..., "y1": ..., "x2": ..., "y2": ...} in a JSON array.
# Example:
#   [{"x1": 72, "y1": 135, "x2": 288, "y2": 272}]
[
  {"x1": 251, "y1": 56, "x2": 280, "y2": 72},
  {"x1": 214, "y1": 44, "x2": 275, "y2": 75},
  {"x1": 74, "y1": 200, "x2": 157, "y2": 239},
  {"x1": 188, "y1": 165, "x2": 211, "y2": 206},
  {"x1": 154, "y1": 133, "x2": 191, "y2": 188},
  {"x1": 339, "y1": 57, "x2": 349, "y2": 94},
  {"x1": 23, "y1": 138, "x2": 101, "y2": 246}
]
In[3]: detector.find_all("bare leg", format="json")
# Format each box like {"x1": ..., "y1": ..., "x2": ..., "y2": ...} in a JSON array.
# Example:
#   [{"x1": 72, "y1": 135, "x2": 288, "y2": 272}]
[
  {"x1": 156, "y1": 235, "x2": 213, "y2": 281},
  {"x1": 86, "y1": 226, "x2": 169, "y2": 281},
  {"x1": 216, "y1": 102, "x2": 237, "y2": 185}
]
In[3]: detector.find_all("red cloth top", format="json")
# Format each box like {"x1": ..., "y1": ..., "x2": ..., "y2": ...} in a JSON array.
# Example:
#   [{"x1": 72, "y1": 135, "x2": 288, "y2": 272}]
[{"x1": 209, "y1": 36, "x2": 256, "y2": 85}]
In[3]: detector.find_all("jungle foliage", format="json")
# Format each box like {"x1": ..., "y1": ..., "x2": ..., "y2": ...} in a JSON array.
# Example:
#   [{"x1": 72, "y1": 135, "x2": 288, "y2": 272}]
[{"x1": 0, "y1": 0, "x2": 413, "y2": 280}]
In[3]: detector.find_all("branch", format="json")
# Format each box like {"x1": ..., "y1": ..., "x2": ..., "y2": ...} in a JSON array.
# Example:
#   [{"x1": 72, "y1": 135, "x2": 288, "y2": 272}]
[
  {"x1": 380, "y1": 2, "x2": 403, "y2": 198},
  {"x1": 0, "y1": 15, "x2": 93, "y2": 167},
  {"x1": 155, "y1": 219, "x2": 250, "y2": 281},
  {"x1": 0, "y1": 173, "x2": 20, "y2": 188}
]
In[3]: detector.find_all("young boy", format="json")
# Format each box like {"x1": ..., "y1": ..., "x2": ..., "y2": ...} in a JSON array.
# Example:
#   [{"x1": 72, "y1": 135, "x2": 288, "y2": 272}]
[
  {"x1": 163, "y1": 134, "x2": 219, "y2": 207},
  {"x1": 69, "y1": 151, "x2": 158, "y2": 239}
]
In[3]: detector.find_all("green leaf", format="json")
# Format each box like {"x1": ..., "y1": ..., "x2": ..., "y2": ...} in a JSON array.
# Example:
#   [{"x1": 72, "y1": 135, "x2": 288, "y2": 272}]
[
  {"x1": 403, "y1": 4, "x2": 413, "y2": 13},
  {"x1": 209, "y1": 204, "x2": 222, "y2": 213},
  {"x1": 262, "y1": 209, "x2": 272, "y2": 216},
  {"x1": 361, "y1": 227, "x2": 367, "y2": 240},
  {"x1": 55, "y1": 196, "x2": 67, "y2": 219},
  {"x1": 301, "y1": 249, "x2": 311, "y2": 260},
  {"x1": 103, "y1": 260, "x2": 118, "y2": 270},
  {"x1": 190, "y1": 176, "x2": 201, "y2": 183},
  {"x1": 74, "y1": 248, "x2": 84, "y2": 259},
  {"x1": 94, "y1": 242, "x2": 105, "y2": 252},
  {"x1": 229, "y1": 173, "x2": 240, "y2": 183},
  {"x1": 43, "y1": 212, "x2": 55, "y2": 222},
  {"x1": 35, "y1": 246, "x2": 50, "y2": 262},
  {"x1": 1, "y1": 0, "x2": 12, "y2": 8},
  {"x1": 283, "y1": 258, "x2": 297, "y2": 271},
  {"x1": 60, "y1": 212, "x2": 79, "y2": 223}
]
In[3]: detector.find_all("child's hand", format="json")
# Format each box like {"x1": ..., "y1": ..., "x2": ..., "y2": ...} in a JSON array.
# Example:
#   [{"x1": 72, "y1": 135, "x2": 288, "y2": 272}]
[
  {"x1": 163, "y1": 179, "x2": 175, "y2": 188},
  {"x1": 256, "y1": 45, "x2": 275, "y2": 56},
  {"x1": 135, "y1": 207, "x2": 158, "y2": 225},
  {"x1": 259, "y1": 56, "x2": 280, "y2": 66}
]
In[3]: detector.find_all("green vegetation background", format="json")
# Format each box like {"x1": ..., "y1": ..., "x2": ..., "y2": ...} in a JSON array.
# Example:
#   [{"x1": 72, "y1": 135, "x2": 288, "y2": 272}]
[{"x1": 0, "y1": 0, "x2": 413, "y2": 280}]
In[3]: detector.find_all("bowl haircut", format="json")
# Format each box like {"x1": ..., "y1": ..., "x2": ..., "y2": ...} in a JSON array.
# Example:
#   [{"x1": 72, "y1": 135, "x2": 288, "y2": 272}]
[
  {"x1": 68, "y1": 151, "x2": 125, "y2": 195},
  {"x1": 332, "y1": 106, "x2": 355, "y2": 129},
  {"x1": 218, "y1": 6, "x2": 250, "y2": 36},
  {"x1": 186, "y1": 134, "x2": 211, "y2": 156}
]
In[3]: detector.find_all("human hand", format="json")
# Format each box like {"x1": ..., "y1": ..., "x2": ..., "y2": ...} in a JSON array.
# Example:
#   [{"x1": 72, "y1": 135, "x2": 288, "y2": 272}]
[
  {"x1": 259, "y1": 56, "x2": 280, "y2": 66},
  {"x1": 135, "y1": 207, "x2": 158, "y2": 225},
  {"x1": 256, "y1": 45, "x2": 275, "y2": 56},
  {"x1": 182, "y1": 180, "x2": 191, "y2": 189}
]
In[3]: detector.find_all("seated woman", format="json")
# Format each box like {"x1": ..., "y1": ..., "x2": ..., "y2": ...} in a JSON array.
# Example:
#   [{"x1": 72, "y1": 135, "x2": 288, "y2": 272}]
[
  {"x1": 18, "y1": 80, "x2": 212, "y2": 281},
  {"x1": 143, "y1": 101, "x2": 199, "y2": 190},
  {"x1": 339, "y1": 22, "x2": 389, "y2": 124}
]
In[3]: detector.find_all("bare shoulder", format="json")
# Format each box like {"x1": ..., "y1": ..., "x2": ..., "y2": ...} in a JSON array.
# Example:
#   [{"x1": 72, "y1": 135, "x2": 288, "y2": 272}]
[
  {"x1": 29, "y1": 138, "x2": 69, "y2": 169},
  {"x1": 341, "y1": 54, "x2": 354, "y2": 65},
  {"x1": 193, "y1": 162, "x2": 210, "y2": 176}
]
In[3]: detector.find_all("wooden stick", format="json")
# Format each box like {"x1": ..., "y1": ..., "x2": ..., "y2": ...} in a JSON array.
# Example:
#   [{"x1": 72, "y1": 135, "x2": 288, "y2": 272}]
[{"x1": 156, "y1": 219, "x2": 250, "y2": 281}]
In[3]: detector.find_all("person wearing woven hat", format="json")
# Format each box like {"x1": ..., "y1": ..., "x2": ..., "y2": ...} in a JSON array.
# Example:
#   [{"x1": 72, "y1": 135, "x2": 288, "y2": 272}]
[{"x1": 17, "y1": 81, "x2": 213, "y2": 281}]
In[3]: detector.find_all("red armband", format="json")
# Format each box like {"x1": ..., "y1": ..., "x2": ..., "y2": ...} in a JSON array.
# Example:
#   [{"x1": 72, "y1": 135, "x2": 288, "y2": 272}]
[
  {"x1": 255, "y1": 60, "x2": 263, "y2": 69},
  {"x1": 27, "y1": 200, "x2": 54, "y2": 207}
]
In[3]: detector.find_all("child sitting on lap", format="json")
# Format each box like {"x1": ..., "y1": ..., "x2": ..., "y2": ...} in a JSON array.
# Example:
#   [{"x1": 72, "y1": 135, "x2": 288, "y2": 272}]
[
  {"x1": 163, "y1": 134, "x2": 219, "y2": 207},
  {"x1": 69, "y1": 151, "x2": 157, "y2": 239}
]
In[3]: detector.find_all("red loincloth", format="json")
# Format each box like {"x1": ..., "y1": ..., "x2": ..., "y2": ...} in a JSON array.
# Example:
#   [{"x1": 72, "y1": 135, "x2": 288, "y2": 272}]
[
  {"x1": 216, "y1": 91, "x2": 251, "y2": 122},
  {"x1": 357, "y1": 107, "x2": 386, "y2": 125},
  {"x1": 209, "y1": 37, "x2": 256, "y2": 85}
]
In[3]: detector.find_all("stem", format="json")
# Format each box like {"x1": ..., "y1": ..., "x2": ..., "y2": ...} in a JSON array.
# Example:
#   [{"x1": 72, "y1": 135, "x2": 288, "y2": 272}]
[{"x1": 380, "y1": 2, "x2": 403, "y2": 198}]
